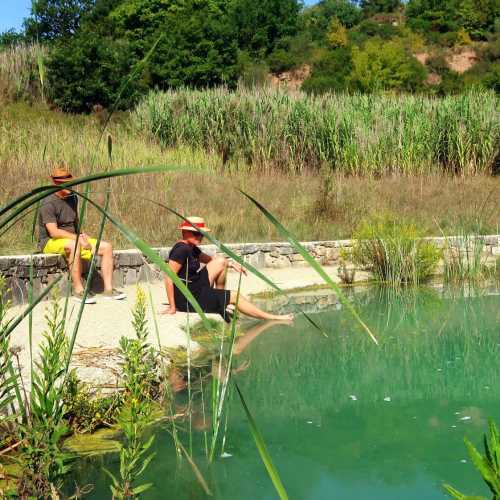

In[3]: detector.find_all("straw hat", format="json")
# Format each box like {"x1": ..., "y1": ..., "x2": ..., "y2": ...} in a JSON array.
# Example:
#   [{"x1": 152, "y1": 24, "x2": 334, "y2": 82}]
[
  {"x1": 179, "y1": 216, "x2": 211, "y2": 233},
  {"x1": 50, "y1": 165, "x2": 74, "y2": 184}
]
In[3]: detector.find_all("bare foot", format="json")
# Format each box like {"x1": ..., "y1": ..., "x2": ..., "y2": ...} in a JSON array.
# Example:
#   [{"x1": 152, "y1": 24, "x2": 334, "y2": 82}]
[{"x1": 269, "y1": 313, "x2": 294, "y2": 323}]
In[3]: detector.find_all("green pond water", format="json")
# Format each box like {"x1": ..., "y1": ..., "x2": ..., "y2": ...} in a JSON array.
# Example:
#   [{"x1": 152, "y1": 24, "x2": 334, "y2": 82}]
[{"x1": 69, "y1": 284, "x2": 500, "y2": 499}]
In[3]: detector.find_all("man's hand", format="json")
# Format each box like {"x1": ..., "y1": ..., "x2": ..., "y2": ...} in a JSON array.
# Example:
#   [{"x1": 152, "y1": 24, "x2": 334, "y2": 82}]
[
  {"x1": 230, "y1": 261, "x2": 247, "y2": 275},
  {"x1": 79, "y1": 233, "x2": 92, "y2": 250},
  {"x1": 161, "y1": 305, "x2": 176, "y2": 315}
]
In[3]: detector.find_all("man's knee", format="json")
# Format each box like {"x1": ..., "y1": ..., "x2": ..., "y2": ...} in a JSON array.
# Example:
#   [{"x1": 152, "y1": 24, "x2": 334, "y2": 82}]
[
  {"x1": 214, "y1": 256, "x2": 227, "y2": 268},
  {"x1": 98, "y1": 240, "x2": 112, "y2": 254},
  {"x1": 64, "y1": 240, "x2": 80, "y2": 255}
]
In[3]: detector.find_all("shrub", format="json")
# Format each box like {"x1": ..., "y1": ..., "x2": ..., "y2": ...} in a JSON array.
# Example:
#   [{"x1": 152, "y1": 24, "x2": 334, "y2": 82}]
[
  {"x1": 301, "y1": 47, "x2": 353, "y2": 93},
  {"x1": 350, "y1": 215, "x2": 441, "y2": 285},
  {"x1": 350, "y1": 38, "x2": 427, "y2": 92}
]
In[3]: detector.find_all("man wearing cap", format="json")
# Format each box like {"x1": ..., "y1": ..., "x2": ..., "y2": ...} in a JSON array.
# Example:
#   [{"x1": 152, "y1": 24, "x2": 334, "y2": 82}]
[{"x1": 38, "y1": 166, "x2": 126, "y2": 303}]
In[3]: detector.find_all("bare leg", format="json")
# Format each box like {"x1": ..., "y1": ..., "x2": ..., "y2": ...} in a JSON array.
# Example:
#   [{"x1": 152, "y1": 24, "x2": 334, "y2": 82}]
[
  {"x1": 230, "y1": 292, "x2": 293, "y2": 321},
  {"x1": 64, "y1": 241, "x2": 84, "y2": 293},
  {"x1": 97, "y1": 241, "x2": 114, "y2": 292},
  {"x1": 206, "y1": 256, "x2": 227, "y2": 289},
  {"x1": 234, "y1": 319, "x2": 292, "y2": 355}
]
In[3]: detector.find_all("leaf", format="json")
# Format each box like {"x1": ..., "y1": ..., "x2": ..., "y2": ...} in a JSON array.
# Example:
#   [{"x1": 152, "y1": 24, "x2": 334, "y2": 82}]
[
  {"x1": 239, "y1": 190, "x2": 379, "y2": 345},
  {"x1": 132, "y1": 483, "x2": 154, "y2": 495},
  {"x1": 234, "y1": 381, "x2": 288, "y2": 500}
]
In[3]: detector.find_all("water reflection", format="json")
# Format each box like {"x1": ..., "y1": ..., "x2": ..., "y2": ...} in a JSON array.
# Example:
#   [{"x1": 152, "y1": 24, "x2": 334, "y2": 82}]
[{"x1": 69, "y1": 284, "x2": 500, "y2": 499}]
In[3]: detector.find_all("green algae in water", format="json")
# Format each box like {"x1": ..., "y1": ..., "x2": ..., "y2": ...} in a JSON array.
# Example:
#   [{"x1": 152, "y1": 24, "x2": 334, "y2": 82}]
[{"x1": 67, "y1": 285, "x2": 500, "y2": 499}]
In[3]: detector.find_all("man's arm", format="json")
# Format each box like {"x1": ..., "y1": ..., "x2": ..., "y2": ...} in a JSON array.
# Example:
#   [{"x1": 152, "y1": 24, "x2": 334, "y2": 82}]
[
  {"x1": 163, "y1": 260, "x2": 182, "y2": 314},
  {"x1": 45, "y1": 223, "x2": 92, "y2": 249},
  {"x1": 199, "y1": 252, "x2": 212, "y2": 264}
]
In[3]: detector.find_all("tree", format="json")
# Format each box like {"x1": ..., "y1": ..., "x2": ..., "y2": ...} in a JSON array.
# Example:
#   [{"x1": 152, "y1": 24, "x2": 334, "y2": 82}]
[
  {"x1": 229, "y1": 0, "x2": 301, "y2": 57},
  {"x1": 406, "y1": 0, "x2": 497, "y2": 40},
  {"x1": 361, "y1": 0, "x2": 401, "y2": 17},
  {"x1": 326, "y1": 18, "x2": 348, "y2": 48},
  {"x1": 302, "y1": 47, "x2": 353, "y2": 93},
  {"x1": 350, "y1": 38, "x2": 427, "y2": 92},
  {"x1": 0, "y1": 29, "x2": 25, "y2": 47},
  {"x1": 302, "y1": 0, "x2": 362, "y2": 42},
  {"x1": 47, "y1": 32, "x2": 144, "y2": 112},
  {"x1": 24, "y1": 0, "x2": 95, "y2": 41},
  {"x1": 108, "y1": 0, "x2": 238, "y2": 88}
]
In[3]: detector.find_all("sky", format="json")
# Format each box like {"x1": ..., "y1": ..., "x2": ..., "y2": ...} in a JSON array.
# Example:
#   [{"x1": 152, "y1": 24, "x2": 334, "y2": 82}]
[
  {"x1": 0, "y1": 0, "x2": 32, "y2": 33},
  {"x1": 1, "y1": 0, "x2": 319, "y2": 33}
]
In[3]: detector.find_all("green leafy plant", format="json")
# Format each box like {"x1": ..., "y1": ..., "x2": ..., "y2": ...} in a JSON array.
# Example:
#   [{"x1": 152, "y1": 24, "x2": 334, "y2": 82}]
[
  {"x1": 105, "y1": 287, "x2": 157, "y2": 498},
  {"x1": 63, "y1": 370, "x2": 122, "y2": 434},
  {"x1": 444, "y1": 420, "x2": 500, "y2": 500},
  {"x1": 350, "y1": 215, "x2": 441, "y2": 286},
  {"x1": 16, "y1": 297, "x2": 72, "y2": 497}
]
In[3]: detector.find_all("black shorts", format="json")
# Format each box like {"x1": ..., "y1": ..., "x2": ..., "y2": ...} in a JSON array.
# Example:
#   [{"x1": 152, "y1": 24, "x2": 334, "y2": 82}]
[{"x1": 174, "y1": 267, "x2": 231, "y2": 322}]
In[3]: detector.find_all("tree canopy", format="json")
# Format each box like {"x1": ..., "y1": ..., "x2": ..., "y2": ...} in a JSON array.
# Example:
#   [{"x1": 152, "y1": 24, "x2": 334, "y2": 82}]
[{"x1": 1, "y1": 0, "x2": 497, "y2": 111}]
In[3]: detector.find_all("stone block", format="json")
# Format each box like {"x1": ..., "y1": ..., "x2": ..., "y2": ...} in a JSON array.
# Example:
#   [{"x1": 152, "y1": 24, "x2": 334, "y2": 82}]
[
  {"x1": 112, "y1": 269, "x2": 124, "y2": 288},
  {"x1": 492, "y1": 246, "x2": 500, "y2": 256},
  {"x1": 325, "y1": 248, "x2": 340, "y2": 261},
  {"x1": 246, "y1": 252, "x2": 265, "y2": 268},
  {"x1": 275, "y1": 256, "x2": 290, "y2": 268},
  {"x1": 279, "y1": 246, "x2": 293, "y2": 256},
  {"x1": 264, "y1": 253, "x2": 277, "y2": 267},
  {"x1": 125, "y1": 268, "x2": 138, "y2": 286},
  {"x1": 315, "y1": 246, "x2": 326, "y2": 256},
  {"x1": 290, "y1": 253, "x2": 304, "y2": 262},
  {"x1": 240, "y1": 244, "x2": 259, "y2": 255},
  {"x1": 485, "y1": 236, "x2": 499, "y2": 246}
]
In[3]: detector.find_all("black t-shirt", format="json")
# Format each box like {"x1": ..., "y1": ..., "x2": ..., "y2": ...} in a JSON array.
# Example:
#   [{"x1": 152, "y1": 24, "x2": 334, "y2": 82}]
[
  {"x1": 168, "y1": 242, "x2": 202, "y2": 282},
  {"x1": 38, "y1": 193, "x2": 79, "y2": 251}
]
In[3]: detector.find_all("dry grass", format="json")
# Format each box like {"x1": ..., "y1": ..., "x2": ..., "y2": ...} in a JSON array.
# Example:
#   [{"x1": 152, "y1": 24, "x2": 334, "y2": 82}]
[{"x1": 0, "y1": 103, "x2": 498, "y2": 254}]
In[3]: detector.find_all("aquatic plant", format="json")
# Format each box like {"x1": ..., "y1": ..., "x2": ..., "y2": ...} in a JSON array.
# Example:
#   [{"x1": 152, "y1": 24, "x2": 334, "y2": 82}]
[
  {"x1": 444, "y1": 420, "x2": 500, "y2": 500},
  {"x1": 104, "y1": 288, "x2": 157, "y2": 498},
  {"x1": 349, "y1": 215, "x2": 442, "y2": 286}
]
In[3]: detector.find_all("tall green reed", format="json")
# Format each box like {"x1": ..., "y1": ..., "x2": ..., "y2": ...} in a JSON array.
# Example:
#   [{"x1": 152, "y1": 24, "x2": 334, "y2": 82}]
[
  {"x1": 134, "y1": 88, "x2": 499, "y2": 176},
  {"x1": 0, "y1": 43, "x2": 48, "y2": 104}
]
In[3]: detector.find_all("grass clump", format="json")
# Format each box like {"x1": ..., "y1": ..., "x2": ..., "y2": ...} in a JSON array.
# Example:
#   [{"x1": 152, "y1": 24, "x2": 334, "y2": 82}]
[
  {"x1": 63, "y1": 370, "x2": 122, "y2": 434},
  {"x1": 350, "y1": 215, "x2": 442, "y2": 286},
  {"x1": 443, "y1": 231, "x2": 493, "y2": 285}
]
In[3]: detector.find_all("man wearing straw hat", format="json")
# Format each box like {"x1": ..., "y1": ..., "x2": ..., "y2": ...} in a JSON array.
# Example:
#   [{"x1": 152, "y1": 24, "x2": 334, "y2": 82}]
[
  {"x1": 37, "y1": 165, "x2": 126, "y2": 304},
  {"x1": 163, "y1": 216, "x2": 293, "y2": 321}
]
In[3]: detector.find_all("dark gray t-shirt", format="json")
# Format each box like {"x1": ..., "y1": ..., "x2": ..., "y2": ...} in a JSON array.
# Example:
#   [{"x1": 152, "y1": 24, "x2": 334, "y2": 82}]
[{"x1": 38, "y1": 193, "x2": 79, "y2": 251}]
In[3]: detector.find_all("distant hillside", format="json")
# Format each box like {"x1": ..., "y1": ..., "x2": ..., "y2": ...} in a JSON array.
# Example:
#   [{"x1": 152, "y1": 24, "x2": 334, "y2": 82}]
[{"x1": 1, "y1": 0, "x2": 498, "y2": 112}]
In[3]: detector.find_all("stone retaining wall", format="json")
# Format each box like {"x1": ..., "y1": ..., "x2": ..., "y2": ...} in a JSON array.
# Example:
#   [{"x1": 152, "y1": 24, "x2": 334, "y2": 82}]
[{"x1": 1, "y1": 236, "x2": 499, "y2": 304}]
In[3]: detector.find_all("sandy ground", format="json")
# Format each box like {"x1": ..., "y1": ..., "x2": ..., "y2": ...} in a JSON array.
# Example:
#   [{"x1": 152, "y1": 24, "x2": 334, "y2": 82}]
[{"x1": 7, "y1": 265, "x2": 363, "y2": 388}]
